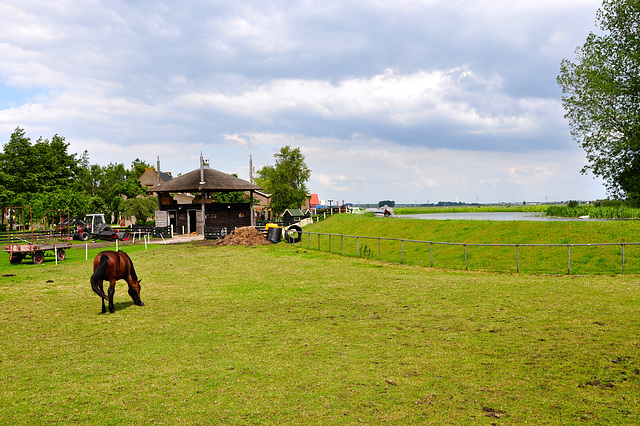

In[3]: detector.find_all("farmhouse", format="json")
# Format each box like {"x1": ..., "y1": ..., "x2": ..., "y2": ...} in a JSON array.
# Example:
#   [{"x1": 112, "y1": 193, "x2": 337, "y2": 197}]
[
  {"x1": 139, "y1": 167, "x2": 173, "y2": 190},
  {"x1": 148, "y1": 158, "x2": 262, "y2": 235}
]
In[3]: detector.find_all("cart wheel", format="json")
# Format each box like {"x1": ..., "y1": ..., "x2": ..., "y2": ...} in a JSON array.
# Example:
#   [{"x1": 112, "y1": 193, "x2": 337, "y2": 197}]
[
  {"x1": 80, "y1": 232, "x2": 89, "y2": 241},
  {"x1": 57, "y1": 249, "x2": 66, "y2": 261},
  {"x1": 32, "y1": 252, "x2": 45, "y2": 265},
  {"x1": 9, "y1": 253, "x2": 24, "y2": 264}
]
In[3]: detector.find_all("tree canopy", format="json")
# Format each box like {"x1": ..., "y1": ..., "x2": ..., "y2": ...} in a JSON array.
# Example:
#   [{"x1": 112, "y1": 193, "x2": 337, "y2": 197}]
[
  {"x1": 557, "y1": 0, "x2": 640, "y2": 203},
  {"x1": 255, "y1": 146, "x2": 311, "y2": 217},
  {"x1": 0, "y1": 127, "x2": 154, "y2": 223}
]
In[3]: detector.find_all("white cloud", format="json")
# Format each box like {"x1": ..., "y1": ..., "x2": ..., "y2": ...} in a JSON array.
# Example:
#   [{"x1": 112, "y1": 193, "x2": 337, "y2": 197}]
[
  {"x1": 180, "y1": 67, "x2": 561, "y2": 139},
  {"x1": 0, "y1": 0, "x2": 608, "y2": 203}
]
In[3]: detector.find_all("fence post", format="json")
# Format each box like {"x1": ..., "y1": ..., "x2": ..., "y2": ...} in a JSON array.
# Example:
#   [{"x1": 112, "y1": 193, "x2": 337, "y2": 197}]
[
  {"x1": 567, "y1": 245, "x2": 571, "y2": 275},
  {"x1": 430, "y1": 242, "x2": 434, "y2": 267},
  {"x1": 622, "y1": 243, "x2": 626, "y2": 275},
  {"x1": 357, "y1": 237, "x2": 360, "y2": 257},
  {"x1": 464, "y1": 244, "x2": 468, "y2": 271}
]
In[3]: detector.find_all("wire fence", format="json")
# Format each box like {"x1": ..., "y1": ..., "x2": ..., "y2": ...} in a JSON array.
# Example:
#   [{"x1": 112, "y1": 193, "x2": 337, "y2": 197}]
[{"x1": 297, "y1": 231, "x2": 640, "y2": 275}]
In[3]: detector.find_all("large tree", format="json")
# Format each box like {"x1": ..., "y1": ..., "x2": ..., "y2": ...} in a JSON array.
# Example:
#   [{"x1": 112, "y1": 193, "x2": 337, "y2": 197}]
[
  {"x1": 0, "y1": 128, "x2": 151, "y2": 223},
  {"x1": 0, "y1": 127, "x2": 84, "y2": 205},
  {"x1": 558, "y1": 0, "x2": 640, "y2": 203},
  {"x1": 0, "y1": 128, "x2": 99, "y2": 227},
  {"x1": 255, "y1": 146, "x2": 311, "y2": 217}
]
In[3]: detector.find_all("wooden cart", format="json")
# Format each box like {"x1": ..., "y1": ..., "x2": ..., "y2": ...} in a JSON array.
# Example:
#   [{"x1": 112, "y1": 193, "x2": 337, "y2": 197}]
[
  {"x1": 4, "y1": 207, "x2": 73, "y2": 265},
  {"x1": 4, "y1": 242, "x2": 72, "y2": 265}
]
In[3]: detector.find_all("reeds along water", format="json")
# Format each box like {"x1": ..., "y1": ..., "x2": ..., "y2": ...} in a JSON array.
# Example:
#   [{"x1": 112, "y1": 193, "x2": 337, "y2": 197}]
[{"x1": 545, "y1": 205, "x2": 640, "y2": 219}]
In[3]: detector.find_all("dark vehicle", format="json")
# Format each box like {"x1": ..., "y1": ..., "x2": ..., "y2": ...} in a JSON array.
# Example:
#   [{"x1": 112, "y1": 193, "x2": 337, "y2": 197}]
[{"x1": 72, "y1": 214, "x2": 126, "y2": 241}]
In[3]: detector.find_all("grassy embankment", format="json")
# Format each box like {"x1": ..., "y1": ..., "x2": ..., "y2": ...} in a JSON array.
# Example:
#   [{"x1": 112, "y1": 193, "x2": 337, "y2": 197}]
[
  {"x1": 1, "y1": 240, "x2": 639, "y2": 424},
  {"x1": 304, "y1": 213, "x2": 640, "y2": 274},
  {"x1": 394, "y1": 203, "x2": 640, "y2": 219}
]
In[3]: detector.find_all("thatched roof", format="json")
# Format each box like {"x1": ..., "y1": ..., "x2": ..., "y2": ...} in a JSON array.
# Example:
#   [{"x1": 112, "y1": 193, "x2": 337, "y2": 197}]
[{"x1": 148, "y1": 167, "x2": 262, "y2": 193}]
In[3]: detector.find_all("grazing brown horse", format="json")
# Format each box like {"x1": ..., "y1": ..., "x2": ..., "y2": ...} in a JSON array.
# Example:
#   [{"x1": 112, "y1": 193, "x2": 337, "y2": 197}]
[{"x1": 90, "y1": 250, "x2": 145, "y2": 313}]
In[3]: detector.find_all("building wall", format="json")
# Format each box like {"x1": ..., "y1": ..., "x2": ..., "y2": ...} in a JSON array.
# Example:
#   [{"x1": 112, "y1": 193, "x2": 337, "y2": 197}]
[{"x1": 158, "y1": 200, "x2": 252, "y2": 234}]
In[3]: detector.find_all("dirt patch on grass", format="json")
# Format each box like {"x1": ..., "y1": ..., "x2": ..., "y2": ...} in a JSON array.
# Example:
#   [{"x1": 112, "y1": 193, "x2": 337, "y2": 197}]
[{"x1": 202, "y1": 226, "x2": 271, "y2": 246}]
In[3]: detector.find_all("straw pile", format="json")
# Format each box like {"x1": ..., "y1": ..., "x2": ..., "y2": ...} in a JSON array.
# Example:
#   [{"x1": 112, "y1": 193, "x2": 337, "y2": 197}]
[{"x1": 208, "y1": 226, "x2": 270, "y2": 246}]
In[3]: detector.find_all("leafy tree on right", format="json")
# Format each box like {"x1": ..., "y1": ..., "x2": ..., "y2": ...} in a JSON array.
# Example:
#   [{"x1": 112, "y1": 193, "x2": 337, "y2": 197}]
[
  {"x1": 255, "y1": 146, "x2": 311, "y2": 217},
  {"x1": 558, "y1": 0, "x2": 640, "y2": 204}
]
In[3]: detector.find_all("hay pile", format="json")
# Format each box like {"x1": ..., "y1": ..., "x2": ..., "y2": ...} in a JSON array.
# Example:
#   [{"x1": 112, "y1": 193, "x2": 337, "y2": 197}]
[{"x1": 210, "y1": 226, "x2": 270, "y2": 246}]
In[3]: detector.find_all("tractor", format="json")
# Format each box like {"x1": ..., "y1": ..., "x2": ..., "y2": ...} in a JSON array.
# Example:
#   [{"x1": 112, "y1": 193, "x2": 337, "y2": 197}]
[{"x1": 73, "y1": 213, "x2": 119, "y2": 241}]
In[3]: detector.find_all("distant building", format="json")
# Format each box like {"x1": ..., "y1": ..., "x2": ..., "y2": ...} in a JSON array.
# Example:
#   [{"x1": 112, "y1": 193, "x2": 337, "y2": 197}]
[
  {"x1": 282, "y1": 209, "x2": 311, "y2": 227},
  {"x1": 306, "y1": 194, "x2": 321, "y2": 213},
  {"x1": 139, "y1": 167, "x2": 173, "y2": 191},
  {"x1": 252, "y1": 190, "x2": 271, "y2": 220}
]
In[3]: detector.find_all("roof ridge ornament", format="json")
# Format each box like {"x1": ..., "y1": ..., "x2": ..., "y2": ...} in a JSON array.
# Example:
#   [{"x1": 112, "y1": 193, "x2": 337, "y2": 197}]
[{"x1": 199, "y1": 152, "x2": 206, "y2": 185}]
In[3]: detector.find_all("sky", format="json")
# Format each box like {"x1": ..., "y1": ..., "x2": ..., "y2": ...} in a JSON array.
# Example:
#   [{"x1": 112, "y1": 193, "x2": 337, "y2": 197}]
[{"x1": 0, "y1": 0, "x2": 607, "y2": 205}]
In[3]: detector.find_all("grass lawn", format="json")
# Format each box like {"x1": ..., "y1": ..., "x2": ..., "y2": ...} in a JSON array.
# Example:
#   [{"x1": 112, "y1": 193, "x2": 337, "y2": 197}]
[
  {"x1": 305, "y1": 214, "x2": 640, "y2": 275},
  {"x1": 1, "y1": 241, "x2": 639, "y2": 424}
]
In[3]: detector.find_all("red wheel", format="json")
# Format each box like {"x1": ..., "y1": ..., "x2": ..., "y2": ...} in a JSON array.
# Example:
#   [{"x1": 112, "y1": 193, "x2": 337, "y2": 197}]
[
  {"x1": 32, "y1": 252, "x2": 45, "y2": 265},
  {"x1": 56, "y1": 249, "x2": 66, "y2": 261},
  {"x1": 9, "y1": 253, "x2": 24, "y2": 264}
]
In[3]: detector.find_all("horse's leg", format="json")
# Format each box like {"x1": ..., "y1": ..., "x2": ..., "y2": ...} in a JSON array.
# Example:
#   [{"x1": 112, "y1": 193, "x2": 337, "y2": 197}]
[
  {"x1": 108, "y1": 280, "x2": 116, "y2": 313},
  {"x1": 99, "y1": 280, "x2": 107, "y2": 314}
]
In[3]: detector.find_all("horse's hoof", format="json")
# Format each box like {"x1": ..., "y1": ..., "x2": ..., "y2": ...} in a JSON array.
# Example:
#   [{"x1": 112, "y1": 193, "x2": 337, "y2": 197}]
[{"x1": 138, "y1": 302, "x2": 145, "y2": 306}]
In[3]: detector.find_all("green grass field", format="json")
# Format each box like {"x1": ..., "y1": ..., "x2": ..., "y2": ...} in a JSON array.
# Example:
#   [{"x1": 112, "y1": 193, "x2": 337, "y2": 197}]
[
  {"x1": 1, "y1": 237, "x2": 640, "y2": 424},
  {"x1": 393, "y1": 204, "x2": 640, "y2": 219},
  {"x1": 304, "y1": 214, "x2": 640, "y2": 275}
]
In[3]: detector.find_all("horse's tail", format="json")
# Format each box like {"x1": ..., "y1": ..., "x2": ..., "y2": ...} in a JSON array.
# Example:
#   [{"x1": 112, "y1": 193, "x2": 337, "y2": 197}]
[{"x1": 90, "y1": 255, "x2": 109, "y2": 300}]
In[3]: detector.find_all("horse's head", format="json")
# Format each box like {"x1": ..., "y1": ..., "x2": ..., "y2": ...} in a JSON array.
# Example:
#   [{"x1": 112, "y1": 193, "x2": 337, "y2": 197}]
[{"x1": 128, "y1": 279, "x2": 145, "y2": 306}]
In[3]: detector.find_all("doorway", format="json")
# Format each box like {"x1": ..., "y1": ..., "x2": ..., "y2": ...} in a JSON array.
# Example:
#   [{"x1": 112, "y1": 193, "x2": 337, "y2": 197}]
[{"x1": 187, "y1": 209, "x2": 198, "y2": 234}]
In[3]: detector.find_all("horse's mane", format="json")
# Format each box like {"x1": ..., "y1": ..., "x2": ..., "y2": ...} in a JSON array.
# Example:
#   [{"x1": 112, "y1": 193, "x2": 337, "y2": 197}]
[{"x1": 119, "y1": 251, "x2": 138, "y2": 281}]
